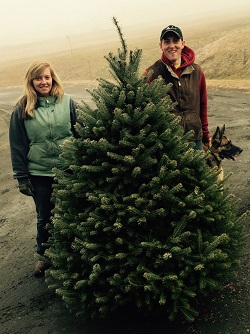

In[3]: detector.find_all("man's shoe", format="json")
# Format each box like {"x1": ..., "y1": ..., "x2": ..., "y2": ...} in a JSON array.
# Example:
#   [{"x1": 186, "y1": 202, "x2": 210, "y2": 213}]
[{"x1": 34, "y1": 261, "x2": 49, "y2": 277}]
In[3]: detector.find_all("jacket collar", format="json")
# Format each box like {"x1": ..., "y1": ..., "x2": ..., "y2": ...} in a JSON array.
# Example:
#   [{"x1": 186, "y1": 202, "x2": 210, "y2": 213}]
[
  {"x1": 161, "y1": 45, "x2": 195, "y2": 69},
  {"x1": 36, "y1": 96, "x2": 57, "y2": 108}
]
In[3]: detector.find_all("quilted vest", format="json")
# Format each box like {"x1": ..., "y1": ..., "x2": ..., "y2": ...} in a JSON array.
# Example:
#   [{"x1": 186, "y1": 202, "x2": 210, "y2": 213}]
[{"x1": 24, "y1": 94, "x2": 73, "y2": 176}]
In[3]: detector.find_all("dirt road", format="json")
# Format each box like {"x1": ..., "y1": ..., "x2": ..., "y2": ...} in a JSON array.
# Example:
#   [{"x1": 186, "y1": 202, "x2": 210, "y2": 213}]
[{"x1": 0, "y1": 84, "x2": 249, "y2": 334}]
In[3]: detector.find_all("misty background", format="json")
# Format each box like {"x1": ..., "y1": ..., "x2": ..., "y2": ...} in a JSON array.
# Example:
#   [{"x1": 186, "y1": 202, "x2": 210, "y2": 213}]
[{"x1": 1, "y1": 0, "x2": 250, "y2": 61}]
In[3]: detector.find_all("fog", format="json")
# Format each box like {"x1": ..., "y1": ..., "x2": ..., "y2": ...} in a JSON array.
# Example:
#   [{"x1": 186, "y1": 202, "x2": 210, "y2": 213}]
[{"x1": 1, "y1": 0, "x2": 250, "y2": 47}]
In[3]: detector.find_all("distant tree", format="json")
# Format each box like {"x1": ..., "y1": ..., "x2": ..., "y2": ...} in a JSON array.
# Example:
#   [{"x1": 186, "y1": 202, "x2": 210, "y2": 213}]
[{"x1": 45, "y1": 17, "x2": 245, "y2": 322}]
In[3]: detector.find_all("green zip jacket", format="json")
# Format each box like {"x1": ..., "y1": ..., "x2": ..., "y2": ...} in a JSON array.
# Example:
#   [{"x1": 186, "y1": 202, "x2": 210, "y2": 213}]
[{"x1": 9, "y1": 94, "x2": 78, "y2": 179}]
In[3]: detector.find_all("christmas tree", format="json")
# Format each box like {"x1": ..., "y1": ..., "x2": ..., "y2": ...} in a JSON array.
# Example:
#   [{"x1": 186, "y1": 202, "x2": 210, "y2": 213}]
[{"x1": 45, "y1": 18, "x2": 245, "y2": 322}]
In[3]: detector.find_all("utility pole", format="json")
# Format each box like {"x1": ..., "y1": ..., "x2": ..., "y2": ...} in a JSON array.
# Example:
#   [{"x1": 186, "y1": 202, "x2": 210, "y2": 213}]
[{"x1": 66, "y1": 35, "x2": 73, "y2": 54}]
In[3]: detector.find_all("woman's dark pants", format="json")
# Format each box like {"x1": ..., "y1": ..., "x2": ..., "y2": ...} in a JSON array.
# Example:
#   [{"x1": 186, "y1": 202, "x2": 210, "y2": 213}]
[{"x1": 30, "y1": 176, "x2": 54, "y2": 256}]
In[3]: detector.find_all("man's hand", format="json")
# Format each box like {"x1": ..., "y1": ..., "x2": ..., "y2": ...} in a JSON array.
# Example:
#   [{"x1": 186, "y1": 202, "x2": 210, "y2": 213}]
[
  {"x1": 18, "y1": 178, "x2": 34, "y2": 196},
  {"x1": 203, "y1": 138, "x2": 212, "y2": 152}
]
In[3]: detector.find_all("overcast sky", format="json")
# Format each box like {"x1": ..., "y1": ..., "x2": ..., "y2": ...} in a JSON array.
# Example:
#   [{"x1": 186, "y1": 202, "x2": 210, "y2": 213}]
[{"x1": 1, "y1": 0, "x2": 250, "y2": 46}]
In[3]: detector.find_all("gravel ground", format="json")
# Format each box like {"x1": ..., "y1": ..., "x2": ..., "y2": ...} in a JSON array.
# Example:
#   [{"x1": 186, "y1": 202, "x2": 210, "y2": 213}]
[{"x1": 0, "y1": 84, "x2": 249, "y2": 334}]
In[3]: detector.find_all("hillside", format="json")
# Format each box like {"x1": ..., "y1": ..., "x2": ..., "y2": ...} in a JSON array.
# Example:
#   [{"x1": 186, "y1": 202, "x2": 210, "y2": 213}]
[
  {"x1": 196, "y1": 24, "x2": 250, "y2": 79},
  {"x1": 0, "y1": 7, "x2": 250, "y2": 89}
]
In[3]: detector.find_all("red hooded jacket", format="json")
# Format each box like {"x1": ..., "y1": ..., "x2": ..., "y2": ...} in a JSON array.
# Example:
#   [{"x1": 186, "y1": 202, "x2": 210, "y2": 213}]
[{"x1": 146, "y1": 45, "x2": 210, "y2": 143}]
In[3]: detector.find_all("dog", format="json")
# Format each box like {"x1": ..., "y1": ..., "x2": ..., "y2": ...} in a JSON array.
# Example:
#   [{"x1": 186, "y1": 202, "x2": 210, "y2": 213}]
[{"x1": 206, "y1": 125, "x2": 243, "y2": 181}]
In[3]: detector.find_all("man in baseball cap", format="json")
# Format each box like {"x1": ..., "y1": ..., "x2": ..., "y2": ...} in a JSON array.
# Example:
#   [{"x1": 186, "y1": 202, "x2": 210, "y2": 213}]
[{"x1": 145, "y1": 25, "x2": 211, "y2": 151}]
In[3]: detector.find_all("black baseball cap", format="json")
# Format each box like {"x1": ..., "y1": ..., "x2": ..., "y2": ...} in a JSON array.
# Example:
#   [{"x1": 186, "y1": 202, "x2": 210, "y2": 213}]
[{"x1": 160, "y1": 25, "x2": 183, "y2": 40}]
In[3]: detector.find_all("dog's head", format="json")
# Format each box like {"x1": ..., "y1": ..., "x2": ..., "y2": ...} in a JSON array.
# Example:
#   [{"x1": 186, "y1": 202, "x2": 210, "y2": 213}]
[{"x1": 211, "y1": 124, "x2": 243, "y2": 161}]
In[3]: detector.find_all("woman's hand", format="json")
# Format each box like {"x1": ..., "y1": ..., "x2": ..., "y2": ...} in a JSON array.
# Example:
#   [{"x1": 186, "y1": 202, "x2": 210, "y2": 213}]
[{"x1": 18, "y1": 178, "x2": 34, "y2": 196}]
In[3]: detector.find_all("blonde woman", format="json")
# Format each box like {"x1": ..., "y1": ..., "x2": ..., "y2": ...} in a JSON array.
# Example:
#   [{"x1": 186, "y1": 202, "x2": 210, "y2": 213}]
[{"x1": 9, "y1": 61, "x2": 78, "y2": 277}]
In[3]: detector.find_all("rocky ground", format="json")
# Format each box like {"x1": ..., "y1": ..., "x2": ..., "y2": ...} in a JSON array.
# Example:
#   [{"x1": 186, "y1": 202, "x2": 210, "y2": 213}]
[{"x1": 0, "y1": 84, "x2": 249, "y2": 334}]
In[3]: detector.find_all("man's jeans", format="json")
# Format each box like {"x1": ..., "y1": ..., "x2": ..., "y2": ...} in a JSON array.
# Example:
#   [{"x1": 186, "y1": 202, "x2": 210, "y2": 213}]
[
  {"x1": 30, "y1": 176, "x2": 54, "y2": 256},
  {"x1": 194, "y1": 139, "x2": 203, "y2": 151}
]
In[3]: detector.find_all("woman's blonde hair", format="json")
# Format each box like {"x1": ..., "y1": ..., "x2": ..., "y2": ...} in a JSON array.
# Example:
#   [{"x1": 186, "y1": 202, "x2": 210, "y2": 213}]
[{"x1": 16, "y1": 61, "x2": 64, "y2": 118}]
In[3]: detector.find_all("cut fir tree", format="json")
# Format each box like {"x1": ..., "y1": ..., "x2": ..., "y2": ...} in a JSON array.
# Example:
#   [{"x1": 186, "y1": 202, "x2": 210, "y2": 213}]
[{"x1": 45, "y1": 17, "x2": 245, "y2": 322}]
